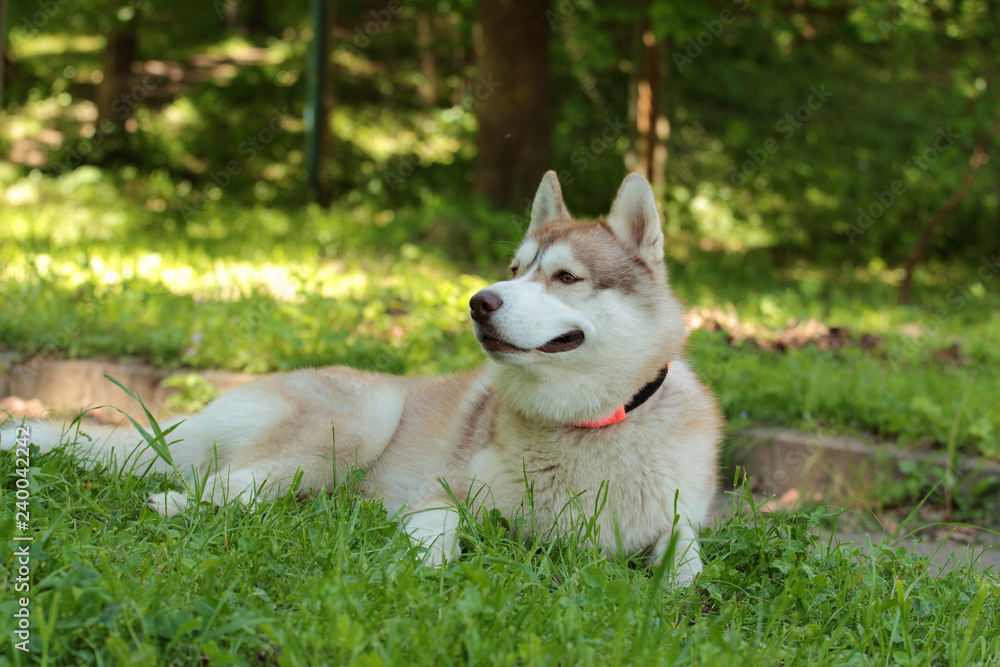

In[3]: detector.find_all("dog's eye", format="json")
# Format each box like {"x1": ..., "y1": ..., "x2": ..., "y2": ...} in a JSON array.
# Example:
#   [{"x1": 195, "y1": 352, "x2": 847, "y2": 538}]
[
  {"x1": 509, "y1": 265, "x2": 519, "y2": 278},
  {"x1": 556, "y1": 271, "x2": 580, "y2": 284}
]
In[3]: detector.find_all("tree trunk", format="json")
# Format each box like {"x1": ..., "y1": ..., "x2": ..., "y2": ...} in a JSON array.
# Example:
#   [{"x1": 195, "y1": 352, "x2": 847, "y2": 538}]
[
  {"x1": 305, "y1": 0, "x2": 333, "y2": 206},
  {"x1": 244, "y1": 0, "x2": 269, "y2": 36},
  {"x1": 634, "y1": 24, "x2": 670, "y2": 188},
  {"x1": 625, "y1": 17, "x2": 643, "y2": 173},
  {"x1": 318, "y1": 54, "x2": 335, "y2": 207},
  {"x1": 96, "y1": 16, "x2": 139, "y2": 137},
  {"x1": 652, "y1": 34, "x2": 671, "y2": 190},
  {"x1": 0, "y1": 0, "x2": 7, "y2": 110},
  {"x1": 636, "y1": 25, "x2": 656, "y2": 182},
  {"x1": 473, "y1": 0, "x2": 552, "y2": 212},
  {"x1": 416, "y1": 13, "x2": 437, "y2": 105}
]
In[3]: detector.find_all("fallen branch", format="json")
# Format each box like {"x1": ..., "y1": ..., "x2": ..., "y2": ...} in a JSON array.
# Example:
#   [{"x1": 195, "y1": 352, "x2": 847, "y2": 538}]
[{"x1": 898, "y1": 120, "x2": 999, "y2": 304}]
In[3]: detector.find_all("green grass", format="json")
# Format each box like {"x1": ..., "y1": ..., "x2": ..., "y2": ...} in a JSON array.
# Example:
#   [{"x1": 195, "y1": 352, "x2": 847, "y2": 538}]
[
  {"x1": 1, "y1": 167, "x2": 998, "y2": 461},
  {"x1": 1, "y1": 436, "x2": 998, "y2": 665}
]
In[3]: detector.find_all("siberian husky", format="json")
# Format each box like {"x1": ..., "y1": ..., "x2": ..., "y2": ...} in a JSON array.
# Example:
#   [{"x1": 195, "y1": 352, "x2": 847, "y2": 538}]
[{"x1": 1, "y1": 172, "x2": 722, "y2": 584}]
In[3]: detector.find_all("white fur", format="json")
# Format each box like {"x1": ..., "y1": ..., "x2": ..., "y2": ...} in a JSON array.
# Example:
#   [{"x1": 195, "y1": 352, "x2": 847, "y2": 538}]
[
  {"x1": 512, "y1": 239, "x2": 540, "y2": 271},
  {"x1": 533, "y1": 243, "x2": 577, "y2": 275},
  {"x1": 0, "y1": 417, "x2": 187, "y2": 474},
  {"x1": 148, "y1": 490, "x2": 189, "y2": 518},
  {"x1": 478, "y1": 265, "x2": 683, "y2": 424},
  {"x1": 404, "y1": 506, "x2": 461, "y2": 566}
]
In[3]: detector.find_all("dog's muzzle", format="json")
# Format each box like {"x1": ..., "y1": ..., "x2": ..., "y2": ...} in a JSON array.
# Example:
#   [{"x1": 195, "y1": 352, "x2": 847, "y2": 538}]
[{"x1": 469, "y1": 289, "x2": 584, "y2": 354}]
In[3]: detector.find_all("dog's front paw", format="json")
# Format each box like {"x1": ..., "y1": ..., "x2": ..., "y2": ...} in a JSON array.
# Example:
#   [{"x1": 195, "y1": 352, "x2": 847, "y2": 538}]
[
  {"x1": 669, "y1": 557, "x2": 701, "y2": 587},
  {"x1": 653, "y1": 525, "x2": 704, "y2": 587},
  {"x1": 404, "y1": 506, "x2": 460, "y2": 567},
  {"x1": 148, "y1": 490, "x2": 189, "y2": 517},
  {"x1": 419, "y1": 540, "x2": 451, "y2": 568}
]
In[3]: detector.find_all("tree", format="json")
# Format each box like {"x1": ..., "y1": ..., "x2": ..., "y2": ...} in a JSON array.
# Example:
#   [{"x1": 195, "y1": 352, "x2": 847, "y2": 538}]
[
  {"x1": 629, "y1": 15, "x2": 671, "y2": 189},
  {"x1": 473, "y1": 0, "x2": 553, "y2": 213},
  {"x1": 0, "y1": 0, "x2": 7, "y2": 109},
  {"x1": 96, "y1": 6, "x2": 140, "y2": 138}
]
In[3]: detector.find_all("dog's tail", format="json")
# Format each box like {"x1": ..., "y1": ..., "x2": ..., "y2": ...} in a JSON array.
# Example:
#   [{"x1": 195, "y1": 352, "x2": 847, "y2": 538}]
[{"x1": 0, "y1": 415, "x2": 199, "y2": 475}]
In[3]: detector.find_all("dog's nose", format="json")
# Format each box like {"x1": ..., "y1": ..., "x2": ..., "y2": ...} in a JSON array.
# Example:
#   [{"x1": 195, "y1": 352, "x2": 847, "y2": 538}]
[{"x1": 470, "y1": 291, "x2": 503, "y2": 323}]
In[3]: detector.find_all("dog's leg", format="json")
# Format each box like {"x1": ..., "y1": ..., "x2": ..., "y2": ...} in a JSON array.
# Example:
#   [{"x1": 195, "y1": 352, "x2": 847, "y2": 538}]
[
  {"x1": 145, "y1": 369, "x2": 409, "y2": 517},
  {"x1": 651, "y1": 522, "x2": 703, "y2": 586},
  {"x1": 403, "y1": 495, "x2": 461, "y2": 566},
  {"x1": 147, "y1": 468, "x2": 265, "y2": 517},
  {"x1": 147, "y1": 456, "x2": 332, "y2": 517},
  {"x1": 148, "y1": 490, "x2": 191, "y2": 518}
]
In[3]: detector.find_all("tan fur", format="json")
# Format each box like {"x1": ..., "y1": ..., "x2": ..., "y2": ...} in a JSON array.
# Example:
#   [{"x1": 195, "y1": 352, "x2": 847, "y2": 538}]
[{"x1": 0, "y1": 172, "x2": 723, "y2": 585}]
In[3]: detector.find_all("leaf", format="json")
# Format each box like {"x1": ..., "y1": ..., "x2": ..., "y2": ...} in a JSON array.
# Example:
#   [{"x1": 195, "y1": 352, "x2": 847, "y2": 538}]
[
  {"x1": 580, "y1": 565, "x2": 608, "y2": 591},
  {"x1": 104, "y1": 374, "x2": 180, "y2": 467}
]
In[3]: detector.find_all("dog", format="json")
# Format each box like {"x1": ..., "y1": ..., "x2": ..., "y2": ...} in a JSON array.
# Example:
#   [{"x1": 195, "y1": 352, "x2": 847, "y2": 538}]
[{"x1": 1, "y1": 171, "x2": 722, "y2": 584}]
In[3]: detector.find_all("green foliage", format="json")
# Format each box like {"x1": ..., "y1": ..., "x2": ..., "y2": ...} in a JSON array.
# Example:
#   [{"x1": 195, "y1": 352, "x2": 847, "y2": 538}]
[
  {"x1": 162, "y1": 373, "x2": 220, "y2": 414},
  {"x1": 5, "y1": 0, "x2": 998, "y2": 265}
]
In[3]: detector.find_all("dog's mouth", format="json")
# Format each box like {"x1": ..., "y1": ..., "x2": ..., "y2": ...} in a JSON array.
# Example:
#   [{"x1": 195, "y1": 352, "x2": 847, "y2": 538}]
[
  {"x1": 480, "y1": 330, "x2": 585, "y2": 355},
  {"x1": 536, "y1": 330, "x2": 585, "y2": 353}
]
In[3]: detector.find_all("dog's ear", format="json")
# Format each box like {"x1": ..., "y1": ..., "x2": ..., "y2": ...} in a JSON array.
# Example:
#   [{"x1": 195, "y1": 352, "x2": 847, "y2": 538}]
[
  {"x1": 527, "y1": 171, "x2": 568, "y2": 236},
  {"x1": 606, "y1": 173, "x2": 664, "y2": 268}
]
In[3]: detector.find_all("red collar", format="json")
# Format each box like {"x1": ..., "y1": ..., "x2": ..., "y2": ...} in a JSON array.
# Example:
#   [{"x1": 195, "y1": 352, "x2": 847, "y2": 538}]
[{"x1": 573, "y1": 362, "x2": 670, "y2": 429}]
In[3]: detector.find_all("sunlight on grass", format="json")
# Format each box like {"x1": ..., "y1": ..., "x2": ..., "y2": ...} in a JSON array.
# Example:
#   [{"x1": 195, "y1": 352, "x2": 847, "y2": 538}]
[
  {"x1": 8, "y1": 31, "x2": 104, "y2": 57},
  {"x1": 201, "y1": 35, "x2": 293, "y2": 62},
  {"x1": 333, "y1": 106, "x2": 465, "y2": 163}
]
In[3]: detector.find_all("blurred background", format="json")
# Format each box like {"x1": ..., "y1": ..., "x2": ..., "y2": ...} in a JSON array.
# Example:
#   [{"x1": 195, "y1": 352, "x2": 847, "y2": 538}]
[
  {"x1": 1, "y1": 1, "x2": 998, "y2": 513},
  {"x1": 2, "y1": 0, "x2": 997, "y2": 263}
]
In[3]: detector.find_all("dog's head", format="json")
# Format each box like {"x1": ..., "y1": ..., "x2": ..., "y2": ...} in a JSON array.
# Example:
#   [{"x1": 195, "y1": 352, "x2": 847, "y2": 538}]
[{"x1": 470, "y1": 171, "x2": 687, "y2": 424}]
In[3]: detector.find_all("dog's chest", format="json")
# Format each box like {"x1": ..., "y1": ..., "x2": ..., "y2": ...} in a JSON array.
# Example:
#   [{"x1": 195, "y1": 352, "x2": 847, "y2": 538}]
[{"x1": 464, "y1": 428, "x2": 669, "y2": 551}]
